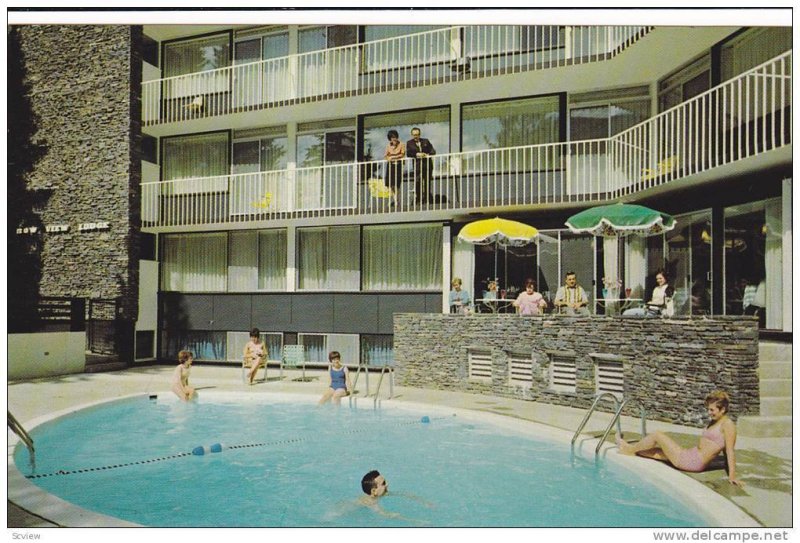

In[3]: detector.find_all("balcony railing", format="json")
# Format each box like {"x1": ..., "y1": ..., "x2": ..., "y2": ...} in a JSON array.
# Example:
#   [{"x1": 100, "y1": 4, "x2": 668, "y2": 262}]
[
  {"x1": 141, "y1": 50, "x2": 791, "y2": 230},
  {"x1": 143, "y1": 25, "x2": 651, "y2": 126}
]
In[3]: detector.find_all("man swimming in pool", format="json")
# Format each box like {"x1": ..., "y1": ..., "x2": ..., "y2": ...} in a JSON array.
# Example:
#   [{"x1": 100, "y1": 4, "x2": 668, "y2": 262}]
[{"x1": 358, "y1": 470, "x2": 432, "y2": 522}]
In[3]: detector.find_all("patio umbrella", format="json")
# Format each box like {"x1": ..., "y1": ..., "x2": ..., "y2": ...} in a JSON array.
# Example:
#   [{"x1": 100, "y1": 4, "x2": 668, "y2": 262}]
[
  {"x1": 565, "y1": 203, "x2": 676, "y2": 237},
  {"x1": 565, "y1": 203, "x2": 676, "y2": 306},
  {"x1": 457, "y1": 217, "x2": 539, "y2": 284}
]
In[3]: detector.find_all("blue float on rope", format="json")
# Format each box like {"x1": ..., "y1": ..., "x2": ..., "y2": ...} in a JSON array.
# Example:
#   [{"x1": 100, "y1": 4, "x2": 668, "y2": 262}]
[
  {"x1": 420, "y1": 416, "x2": 430, "y2": 423},
  {"x1": 193, "y1": 443, "x2": 224, "y2": 456}
]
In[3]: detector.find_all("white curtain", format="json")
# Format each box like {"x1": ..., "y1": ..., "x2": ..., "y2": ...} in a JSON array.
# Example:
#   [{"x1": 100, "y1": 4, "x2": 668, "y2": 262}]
[
  {"x1": 298, "y1": 226, "x2": 360, "y2": 290},
  {"x1": 161, "y1": 233, "x2": 227, "y2": 291},
  {"x1": 228, "y1": 231, "x2": 257, "y2": 291},
  {"x1": 326, "y1": 334, "x2": 360, "y2": 367},
  {"x1": 765, "y1": 198, "x2": 783, "y2": 329},
  {"x1": 452, "y1": 237, "x2": 476, "y2": 298},
  {"x1": 258, "y1": 229, "x2": 287, "y2": 290},
  {"x1": 363, "y1": 224, "x2": 442, "y2": 290},
  {"x1": 625, "y1": 236, "x2": 647, "y2": 299},
  {"x1": 602, "y1": 237, "x2": 620, "y2": 296}
]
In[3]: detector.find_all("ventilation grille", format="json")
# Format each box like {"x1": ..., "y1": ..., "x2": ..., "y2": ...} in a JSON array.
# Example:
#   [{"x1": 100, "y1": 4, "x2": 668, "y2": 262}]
[
  {"x1": 468, "y1": 350, "x2": 492, "y2": 382},
  {"x1": 508, "y1": 354, "x2": 533, "y2": 388},
  {"x1": 595, "y1": 358, "x2": 624, "y2": 398},
  {"x1": 550, "y1": 354, "x2": 577, "y2": 392}
]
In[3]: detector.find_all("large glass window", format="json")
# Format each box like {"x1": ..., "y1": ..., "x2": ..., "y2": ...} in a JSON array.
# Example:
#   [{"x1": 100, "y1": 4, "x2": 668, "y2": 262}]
[
  {"x1": 362, "y1": 224, "x2": 442, "y2": 290},
  {"x1": 720, "y1": 27, "x2": 792, "y2": 82},
  {"x1": 462, "y1": 95, "x2": 561, "y2": 152},
  {"x1": 299, "y1": 26, "x2": 358, "y2": 52},
  {"x1": 362, "y1": 107, "x2": 450, "y2": 163},
  {"x1": 228, "y1": 229, "x2": 287, "y2": 291},
  {"x1": 724, "y1": 199, "x2": 782, "y2": 329},
  {"x1": 233, "y1": 129, "x2": 288, "y2": 173},
  {"x1": 298, "y1": 226, "x2": 360, "y2": 290},
  {"x1": 163, "y1": 33, "x2": 230, "y2": 78},
  {"x1": 161, "y1": 233, "x2": 227, "y2": 292},
  {"x1": 162, "y1": 132, "x2": 230, "y2": 194},
  {"x1": 296, "y1": 122, "x2": 356, "y2": 210},
  {"x1": 569, "y1": 87, "x2": 651, "y2": 140},
  {"x1": 662, "y1": 210, "x2": 713, "y2": 316},
  {"x1": 361, "y1": 335, "x2": 394, "y2": 367},
  {"x1": 658, "y1": 54, "x2": 710, "y2": 112}
]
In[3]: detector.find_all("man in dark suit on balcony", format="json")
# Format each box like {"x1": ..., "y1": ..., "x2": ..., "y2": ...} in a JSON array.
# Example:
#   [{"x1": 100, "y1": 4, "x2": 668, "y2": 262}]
[{"x1": 406, "y1": 127, "x2": 436, "y2": 204}]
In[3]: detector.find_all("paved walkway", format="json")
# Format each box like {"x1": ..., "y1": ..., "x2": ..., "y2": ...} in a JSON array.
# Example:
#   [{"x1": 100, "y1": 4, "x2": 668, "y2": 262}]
[{"x1": 7, "y1": 364, "x2": 792, "y2": 527}]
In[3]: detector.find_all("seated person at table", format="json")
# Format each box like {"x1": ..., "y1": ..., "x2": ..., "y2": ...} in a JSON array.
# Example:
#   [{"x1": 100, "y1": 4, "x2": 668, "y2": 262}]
[
  {"x1": 513, "y1": 279, "x2": 547, "y2": 315},
  {"x1": 554, "y1": 271, "x2": 590, "y2": 316},
  {"x1": 449, "y1": 277, "x2": 471, "y2": 314},
  {"x1": 623, "y1": 270, "x2": 674, "y2": 317},
  {"x1": 483, "y1": 281, "x2": 498, "y2": 300}
]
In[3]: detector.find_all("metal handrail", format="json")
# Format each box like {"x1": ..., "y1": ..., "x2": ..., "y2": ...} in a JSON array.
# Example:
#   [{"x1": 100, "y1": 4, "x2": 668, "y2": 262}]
[
  {"x1": 372, "y1": 365, "x2": 394, "y2": 409},
  {"x1": 571, "y1": 392, "x2": 622, "y2": 446},
  {"x1": 8, "y1": 411, "x2": 35, "y2": 468},
  {"x1": 595, "y1": 399, "x2": 648, "y2": 454}
]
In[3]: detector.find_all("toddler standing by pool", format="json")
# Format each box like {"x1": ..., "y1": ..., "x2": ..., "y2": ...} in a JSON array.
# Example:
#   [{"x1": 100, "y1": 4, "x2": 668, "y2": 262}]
[{"x1": 171, "y1": 350, "x2": 196, "y2": 401}]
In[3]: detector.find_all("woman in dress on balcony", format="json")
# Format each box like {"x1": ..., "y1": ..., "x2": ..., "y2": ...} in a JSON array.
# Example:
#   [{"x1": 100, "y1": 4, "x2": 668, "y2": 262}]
[
  {"x1": 513, "y1": 278, "x2": 548, "y2": 316},
  {"x1": 616, "y1": 390, "x2": 743, "y2": 486},
  {"x1": 383, "y1": 129, "x2": 405, "y2": 206}
]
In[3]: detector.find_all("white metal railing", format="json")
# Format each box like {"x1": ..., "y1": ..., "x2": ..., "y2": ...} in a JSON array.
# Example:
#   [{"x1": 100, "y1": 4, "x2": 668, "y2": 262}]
[
  {"x1": 611, "y1": 50, "x2": 792, "y2": 197},
  {"x1": 142, "y1": 25, "x2": 651, "y2": 125},
  {"x1": 141, "y1": 50, "x2": 791, "y2": 229}
]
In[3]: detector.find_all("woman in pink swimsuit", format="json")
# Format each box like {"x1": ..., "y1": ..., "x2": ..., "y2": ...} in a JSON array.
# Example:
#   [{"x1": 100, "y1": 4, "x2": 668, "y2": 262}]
[{"x1": 617, "y1": 391, "x2": 743, "y2": 486}]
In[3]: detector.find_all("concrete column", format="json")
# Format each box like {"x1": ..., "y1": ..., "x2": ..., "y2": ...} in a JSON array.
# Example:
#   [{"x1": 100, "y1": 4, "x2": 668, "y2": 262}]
[
  {"x1": 442, "y1": 224, "x2": 451, "y2": 313},
  {"x1": 781, "y1": 178, "x2": 792, "y2": 331},
  {"x1": 286, "y1": 225, "x2": 297, "y2": 292}
]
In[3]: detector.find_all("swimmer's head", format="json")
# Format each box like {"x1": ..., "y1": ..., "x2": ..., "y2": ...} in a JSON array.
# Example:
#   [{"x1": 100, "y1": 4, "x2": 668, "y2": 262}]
[{"x1": 361, "y1": 470, "x2": 388, "y2": 497}]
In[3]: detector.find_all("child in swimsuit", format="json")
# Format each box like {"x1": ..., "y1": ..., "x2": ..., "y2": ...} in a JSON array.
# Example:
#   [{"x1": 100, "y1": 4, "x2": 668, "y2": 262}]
[
  {"x1": 171, "y1": 350, "x2": 196, "y2": 401},
  {"x1": 318, "y1": 351, "x2": 352, "y2": 405},
  {"x1": 617, "y1": 391, "x2": 743, "y2": 486}
]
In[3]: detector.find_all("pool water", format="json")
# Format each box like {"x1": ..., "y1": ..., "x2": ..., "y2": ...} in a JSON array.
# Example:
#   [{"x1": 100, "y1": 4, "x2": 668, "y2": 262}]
[{"x1": 15, "y1": 394, "x2": 706, "y2": 527}]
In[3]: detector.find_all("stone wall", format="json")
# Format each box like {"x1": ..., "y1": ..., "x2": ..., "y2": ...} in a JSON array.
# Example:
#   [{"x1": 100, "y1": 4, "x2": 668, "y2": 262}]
[
  {"x1": 394, "y1": 314, "x2": 760, "y2": 427},
  {"x1": 14, "y1": 25, "x2": 142, "y2": 323}
]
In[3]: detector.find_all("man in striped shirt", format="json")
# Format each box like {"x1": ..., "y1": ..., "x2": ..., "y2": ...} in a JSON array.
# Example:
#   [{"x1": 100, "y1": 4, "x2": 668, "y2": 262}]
[{"x1": 554, "y1": 271, "x2": 590, "y2": 316}]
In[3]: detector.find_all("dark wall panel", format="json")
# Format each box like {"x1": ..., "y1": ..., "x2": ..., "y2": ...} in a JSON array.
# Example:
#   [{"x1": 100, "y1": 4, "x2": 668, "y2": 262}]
[
  {"x1": 177, "y1": 295, "x2": 214, "y2": 329},
  {"x1": 290, "y1": 294, "x2": 335, "y2": 332},
  {"x1": 377, "y1": 295, "x2": 429, "y2": 333},
  {"x1": 251, "y1": 294, "x2": 293, "y2": 331},
  {"x1": 333, "y1": 294, "x2": 380, "y2": 334},
  {"x1": 212, "y1": 295, "x2": 252, "y2": 331}
]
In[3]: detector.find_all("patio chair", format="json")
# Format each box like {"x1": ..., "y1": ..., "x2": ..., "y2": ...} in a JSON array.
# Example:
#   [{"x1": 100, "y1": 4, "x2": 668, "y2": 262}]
[
  {"x1": 242, "y1": 350, "x2": 268, "y2": 384},
  {"x1": 367, "y1": 178, "x2": 392, "y2": 199},
  {"x1": 184, "y1": 95, "x2": 204, "y2": 112},
  {"x1": 280, "y1": 344, "x2": 314, "y2": 381}
]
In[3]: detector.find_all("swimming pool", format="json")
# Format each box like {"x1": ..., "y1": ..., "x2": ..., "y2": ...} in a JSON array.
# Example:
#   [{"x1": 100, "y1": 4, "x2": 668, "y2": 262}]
[{"x1": 11, "y1": 392, "x2": 736, "y2": 527}]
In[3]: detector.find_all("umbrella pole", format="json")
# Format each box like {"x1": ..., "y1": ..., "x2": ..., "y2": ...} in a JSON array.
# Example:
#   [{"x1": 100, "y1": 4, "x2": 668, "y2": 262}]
[{"x1": 494, "y1": 240, "x2": 499, "y2": 288}]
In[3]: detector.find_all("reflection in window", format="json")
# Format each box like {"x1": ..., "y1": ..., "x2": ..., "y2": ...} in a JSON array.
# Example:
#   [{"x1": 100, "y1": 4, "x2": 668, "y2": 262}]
[
  {"x1": 462, "y1": 96, "x2": 560, "y2": 152},
  {"x1": 163, "y1": 330, "x2": 226, "y2": 361},
  {"x1": 361, "y1": 335, "x2": 394, "y2": 367},
  {"x1": 163, "y1": 34, "x2": 230, "y2": 78},
  {"x1": 362, "y1": 224, "x2": 442, "y2": 290},
  {"x1": 163, "y1": 132, "x2": 230, "y2": 180},
  {"x1": 297, "y1": 130, "x2": 355, "y2": 167},
  {"x1": 298, "y1": 226, "x2": 360, "y2": 290},
  {"x1": 663, "y1": 211, "x2": 712, "y2": 316},
  {"x1": 720, "y1": 27, "x2": 791, "y2": 82}
]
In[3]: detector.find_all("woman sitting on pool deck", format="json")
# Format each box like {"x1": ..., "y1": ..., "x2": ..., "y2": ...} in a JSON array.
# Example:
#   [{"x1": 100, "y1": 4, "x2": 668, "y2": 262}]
[{"x1": 617, "y1": 390, "x2": 743, "y2": 486}]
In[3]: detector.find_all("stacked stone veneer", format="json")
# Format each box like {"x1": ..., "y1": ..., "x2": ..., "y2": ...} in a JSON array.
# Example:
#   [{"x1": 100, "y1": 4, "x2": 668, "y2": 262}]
[
  {"x1": 394, "y1": 314, "x2": 759, "y2": 427},
  {"x1": 15, "y1": 25, "x2": 142, "y2": 322}
]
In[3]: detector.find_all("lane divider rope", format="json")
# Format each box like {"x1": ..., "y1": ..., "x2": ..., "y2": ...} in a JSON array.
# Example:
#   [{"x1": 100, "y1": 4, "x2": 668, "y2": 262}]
[{"x1": 25, "y1": 414, "x2": 445, "y2": 479}]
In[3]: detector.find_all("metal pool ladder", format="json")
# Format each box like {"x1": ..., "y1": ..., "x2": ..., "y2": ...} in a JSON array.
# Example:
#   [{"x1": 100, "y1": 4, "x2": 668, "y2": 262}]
[
  {"x1": 349, "y1": 364, "x2": 394, "y2": 409},
  {"x1": 571, "y1": 393, "x2": 647, "y2": 455},
  {"x1": 8, "y1": 411, "x2": 35, "y2": 468}
]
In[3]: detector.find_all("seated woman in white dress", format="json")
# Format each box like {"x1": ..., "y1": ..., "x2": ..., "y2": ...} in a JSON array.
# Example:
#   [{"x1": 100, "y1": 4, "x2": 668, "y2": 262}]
[{"x1": 624, "y1": 270, "x2": 674, "y2": 317}]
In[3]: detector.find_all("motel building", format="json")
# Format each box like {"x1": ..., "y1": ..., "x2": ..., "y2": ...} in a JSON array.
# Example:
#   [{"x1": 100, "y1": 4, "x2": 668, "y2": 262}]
[{"x1": 8, "y1": 18, "x2": 792, "y2": 434}]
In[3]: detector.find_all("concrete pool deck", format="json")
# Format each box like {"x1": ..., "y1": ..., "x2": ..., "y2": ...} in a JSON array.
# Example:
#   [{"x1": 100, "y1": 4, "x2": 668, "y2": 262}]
[{"x1": 7, "y1": 364, "x2": 792, "y2": 528}]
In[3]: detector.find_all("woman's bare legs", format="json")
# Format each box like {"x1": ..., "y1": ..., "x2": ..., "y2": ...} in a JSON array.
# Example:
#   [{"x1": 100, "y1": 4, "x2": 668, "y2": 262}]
[
  {"x1": 617, "y1": 431, "x2": 687, "y2": 466},
  {"x1": 318, "y1": 389, "x2": 334, "y2": 405}
]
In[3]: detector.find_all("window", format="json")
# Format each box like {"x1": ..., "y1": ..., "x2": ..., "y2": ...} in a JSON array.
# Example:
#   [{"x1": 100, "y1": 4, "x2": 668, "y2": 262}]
[
  {"x1": 162, "y1": 330, "x2": 226, "y2": 361},
  {"x1": 163, "y1": 33, "x2": 231, "y2": 78},
  {"x1": 720, "y1": 27, "x2": 792, "y2": 83},
  {"x1": 162, "y1": 132, "x2": 229, "y2": 193},
  {"x1": 362, "y1": 26, "x2": 449, "y2": 72},
  {"x1": 233, "y1": 127, "x2": 288, "y2": 173},
  {"x1": 569, "y1": 87, "x2": 650, "y2": 140},
  {"x1": 161, "y1": 233, "x2": 227, "y2": 292},
  {"x1": 363, "y1": 26, "x2": 441, "y2": 43},
  {"x1": 462, "y1": 95, "x2": 561, "y2": 152},
  {"x1": 298, "y1": 333, "x2": 359, "y2": 364},
  {"x1": 298, "y1": 226, "x2": 360, "y2": 290},
  {"x1": 135, "y1": 330, "x2": 155, "y2": 360},
  {"x1": 296, "y1": 122, "x2": 356, "y2": 210},
  {"x1": 227, "y1": 331, "x2": 283, "y2": 363},
  {"x1": 658, "y1": 54, "x2": 710, "y2": 112},
  {"x1": 299, "y1": 26, "x2": 358, "y2": 52},
  {"x1": 361, "y1": 335, "x2": 394, "y2": 367},
  {"x1": 362, "y1": 224, "x2": 443, "y2": 291},
  {"x1": 362, "y1": 107, "x2": 450, "y2": 163},
  {"x1": 228, "y1": 229, "x2": 287, "y2": 291},
  {"x1": 463, "y1": 25, "x2": 562, "y2": 58}
]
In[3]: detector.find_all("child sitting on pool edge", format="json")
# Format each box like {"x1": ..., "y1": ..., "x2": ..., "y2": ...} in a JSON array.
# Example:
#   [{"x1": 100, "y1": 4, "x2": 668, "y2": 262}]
[{"x1": 171, "y1": 350, "x2": 196, "y2": 401}]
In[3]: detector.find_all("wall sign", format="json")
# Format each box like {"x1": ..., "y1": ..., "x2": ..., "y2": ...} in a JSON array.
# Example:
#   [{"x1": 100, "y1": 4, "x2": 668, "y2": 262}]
[{"x1": 16, "y1": 221, "x2": 110, "y2": 235}]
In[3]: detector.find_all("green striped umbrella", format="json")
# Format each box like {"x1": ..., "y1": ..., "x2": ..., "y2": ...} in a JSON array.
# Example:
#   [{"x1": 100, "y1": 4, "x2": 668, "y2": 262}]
[{"x1": 565, "y1": 203, "x2": 676, "y2": 237}]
